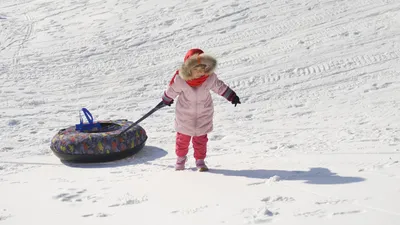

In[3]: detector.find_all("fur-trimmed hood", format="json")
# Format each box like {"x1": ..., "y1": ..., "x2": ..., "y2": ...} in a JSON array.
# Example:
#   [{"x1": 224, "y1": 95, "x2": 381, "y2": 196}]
[{"x1": 179, "y1": 54, "x2": 217, "y2": 81}]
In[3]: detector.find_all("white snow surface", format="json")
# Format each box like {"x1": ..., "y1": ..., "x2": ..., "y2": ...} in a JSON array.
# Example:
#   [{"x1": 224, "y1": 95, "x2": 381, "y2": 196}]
[{"x1": 1, "y1": 0, "x2": 400, "y2": 224}]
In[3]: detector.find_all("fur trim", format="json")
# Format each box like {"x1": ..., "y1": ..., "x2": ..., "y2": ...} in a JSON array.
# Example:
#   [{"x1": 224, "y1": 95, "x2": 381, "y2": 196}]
[{"x1": 179, "y1": 54, "x2": 217, "y2": 81}]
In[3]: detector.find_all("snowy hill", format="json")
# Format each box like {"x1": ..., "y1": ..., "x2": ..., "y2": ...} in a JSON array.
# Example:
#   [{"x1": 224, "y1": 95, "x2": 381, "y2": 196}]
[{"x1": 1, "y1": 0, "x2": 399, "y2": 224}]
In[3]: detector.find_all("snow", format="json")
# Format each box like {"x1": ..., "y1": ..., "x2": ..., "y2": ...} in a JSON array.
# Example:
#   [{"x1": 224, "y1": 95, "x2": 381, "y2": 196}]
[{"x1": 1, "y1": 0, "x2": 400, "y2": 224}]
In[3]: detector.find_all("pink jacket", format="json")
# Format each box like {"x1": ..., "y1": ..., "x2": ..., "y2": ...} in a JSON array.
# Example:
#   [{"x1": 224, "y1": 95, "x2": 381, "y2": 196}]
[
  {"x1": 162, "y1": 51, "x2": 237, "y2": 136},
  {"x1": 163, "y1": 73, "x2": 233, "y2": 136},
  {"x1": 163, "y1": 73, "x2": 234, "y2": 136}
]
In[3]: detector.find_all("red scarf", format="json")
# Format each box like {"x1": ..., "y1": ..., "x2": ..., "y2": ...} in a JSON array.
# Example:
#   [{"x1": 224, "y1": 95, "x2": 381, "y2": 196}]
[
  {"x1": 169, "y1": 70, "x2": 209, "y2": 87},
  {"x1": 186, "y1": 74, "x2": 209, "y2": 87}
]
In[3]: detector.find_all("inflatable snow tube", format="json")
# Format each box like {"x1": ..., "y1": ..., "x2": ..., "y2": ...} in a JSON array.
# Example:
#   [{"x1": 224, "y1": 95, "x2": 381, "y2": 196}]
[{"x1": 50, "y1": 119, "x2": 147, "y2": 163}]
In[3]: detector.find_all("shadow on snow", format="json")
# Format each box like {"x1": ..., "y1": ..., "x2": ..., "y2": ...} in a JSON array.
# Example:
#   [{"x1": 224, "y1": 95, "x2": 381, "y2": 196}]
[
  {"x1": 61, "y1": 145, "x2": 168, "y2": 168},
  {"x1": 208, "y1": 167, "x2": 365, "y2": 185}
]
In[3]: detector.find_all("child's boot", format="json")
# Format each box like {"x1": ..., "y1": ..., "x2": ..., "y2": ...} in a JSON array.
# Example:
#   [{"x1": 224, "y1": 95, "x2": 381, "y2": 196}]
[
  {"x1": 196, "y1": 159, "x2": 209, "y2": 172},
  {"x1": 175, "y1": 156, "x2": 187, "y2": 171}
]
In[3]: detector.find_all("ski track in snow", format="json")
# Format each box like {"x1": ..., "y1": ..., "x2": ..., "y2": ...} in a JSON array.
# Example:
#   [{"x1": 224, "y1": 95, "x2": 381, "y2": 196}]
[{"x1": 1, "y1": 0, "x2": 400, "y2": 224}]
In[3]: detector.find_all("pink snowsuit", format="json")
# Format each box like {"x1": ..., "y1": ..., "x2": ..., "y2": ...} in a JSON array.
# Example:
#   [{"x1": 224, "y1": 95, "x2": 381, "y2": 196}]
[{"x1": 162, "y1": 50, "x2": 236, "y2": 160}]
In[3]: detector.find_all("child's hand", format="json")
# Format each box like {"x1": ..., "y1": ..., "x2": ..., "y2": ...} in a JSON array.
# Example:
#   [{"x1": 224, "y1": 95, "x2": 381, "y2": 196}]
[
  {"x1": 231, "y1": 95, "x2": 241, "y2": 107},
  {"x1": 162, "y1": 99, "x2": 174, "y2": 106}
]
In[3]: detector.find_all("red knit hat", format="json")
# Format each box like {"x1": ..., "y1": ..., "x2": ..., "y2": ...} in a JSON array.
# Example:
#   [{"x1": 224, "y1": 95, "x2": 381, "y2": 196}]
[
  {"x1": 169, "y1": 49, "x2": 205, "y2": 86},
  {"x1": 184, "y1": 48, "x2": 204, "y2": 62}
]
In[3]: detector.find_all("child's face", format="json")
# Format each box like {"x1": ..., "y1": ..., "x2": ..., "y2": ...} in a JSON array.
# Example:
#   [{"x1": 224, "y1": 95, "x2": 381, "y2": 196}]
[{"x1": 190, "y1": 64, "x2": 207, "y2": 79}]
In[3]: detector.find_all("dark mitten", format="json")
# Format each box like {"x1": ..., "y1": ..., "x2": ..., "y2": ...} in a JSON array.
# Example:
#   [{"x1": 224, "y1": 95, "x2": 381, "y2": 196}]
[
  {"x1": 231, "y1": 95, "x2": 241, "y2": 107},
  {"x1": 222, "y1": 88, "x2": 241, "y2": 107},
  {"x1": 162, "y1": 98, "x2": 174, "y2": 106},
  {"x1": 162, "y1": 91, "x2": 174, "y2": 106}
]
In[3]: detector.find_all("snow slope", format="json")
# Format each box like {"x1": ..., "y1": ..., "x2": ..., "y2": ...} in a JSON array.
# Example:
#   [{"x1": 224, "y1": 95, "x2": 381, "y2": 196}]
[{"x1": 1, "y1": 0, "x2": 400, "y2": 224}]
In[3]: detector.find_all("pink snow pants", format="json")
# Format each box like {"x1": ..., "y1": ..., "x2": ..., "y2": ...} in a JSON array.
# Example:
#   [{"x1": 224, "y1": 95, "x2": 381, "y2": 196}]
[{"x1": 176, "y1": 132, "x2": 208, "y2": 160}]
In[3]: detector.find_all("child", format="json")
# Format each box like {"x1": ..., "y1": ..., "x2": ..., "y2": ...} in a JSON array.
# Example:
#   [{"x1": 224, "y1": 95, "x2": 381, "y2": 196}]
[{"x1": 161, "y1": 48, "x2": 241, "y2": 171}]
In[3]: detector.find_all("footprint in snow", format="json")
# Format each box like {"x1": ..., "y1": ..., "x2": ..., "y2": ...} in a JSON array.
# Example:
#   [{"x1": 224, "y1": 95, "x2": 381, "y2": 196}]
[
  {"x1": 245, "y1": 114, "x2": 253, "y2": 119},
  {"x1": 162, "y1": 19, "x2": 175, "y2": 27},
  {"x1": 171, "y1": 205, "x2": 208, "y2": 215},
  {"x1": 332, "y1": 210, "x2": 363, "y2": 216},
  {"x1": 108, "y1": 196, "x2": 148, "y2": 207},
  {"x1": 242, "y1": 206, "x2": 278, "y2": 224},
  {"x1": 54, "y1": 193, "x2": 82, "y2": 202},
  {"x1": 262, "y1": 196, "x2": 295, "y2": 203},
  {"x1": 291, "y1": 111, "x2": 313, "y2": 117},
  {"x1": 7, "y1": 120, "x2": 20, "y2": 126},
  {"x1": 1, "y1": 147, "x2": 14, "y2": 152},
  {"x1": 294, "y1": 209, "x2": 325, "y2": 218},
  {"x1": 210, "y1": 134, "x2": 225, "y2": 141},
  {"x1": 53, "y1": 189, "x2": 91, "y2": 202},
  {"x1": 364, "y1": 83, "x2": 392, "y2": 93},
  {"x1": 82, "y1": 213, "x2": 110, "y2": 218},
  {"x1": 288, "y1": 104, "x2": 305, "y2": 108},
  {"x1": 315, "y1": 199, "x2": 349, "y2": 205}
]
